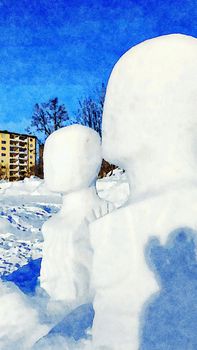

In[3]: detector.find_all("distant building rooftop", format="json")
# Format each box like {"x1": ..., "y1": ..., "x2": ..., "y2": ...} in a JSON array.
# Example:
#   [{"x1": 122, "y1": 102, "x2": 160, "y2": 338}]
[{"x1": 0, "y1": 130, "x2": 37, "y2": 138}]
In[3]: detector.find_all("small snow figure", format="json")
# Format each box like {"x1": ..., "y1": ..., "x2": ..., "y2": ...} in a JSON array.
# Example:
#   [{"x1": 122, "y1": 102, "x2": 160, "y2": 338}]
[{"x1": 40, "y1": 125, "x2": 113, "y2": 305}]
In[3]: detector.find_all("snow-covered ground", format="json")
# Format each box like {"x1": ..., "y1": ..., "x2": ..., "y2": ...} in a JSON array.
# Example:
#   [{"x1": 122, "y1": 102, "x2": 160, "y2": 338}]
[{"x1": 0, "y1": 170, "x2": 129, "y2": 277}]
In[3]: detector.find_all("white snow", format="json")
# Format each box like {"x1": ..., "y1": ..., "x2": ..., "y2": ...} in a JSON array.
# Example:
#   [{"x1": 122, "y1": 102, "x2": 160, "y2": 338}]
[
  {"x1": 0, "y1": 176, "x2": 59, "y2": 197},
  {"x1": 0, "y1": 217, "x2": 13, "y2": 235},
  {"x1": 0, "y1": 281, "x2": 48, "y2": 350},
  {"x1": 91, "y1": 34, "x2": 197, "y2": 350},
  {"x1": 96, "y1": 168, "x2": 129, "y2": 208},
  {"x1": 0, "y1": 198, "x2": 60, "y2": 276}
]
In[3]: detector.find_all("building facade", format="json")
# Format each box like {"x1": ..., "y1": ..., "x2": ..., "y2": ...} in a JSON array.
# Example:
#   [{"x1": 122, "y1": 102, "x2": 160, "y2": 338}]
[{"x1": 0, "y1": 130, "x2": 36, "y2": 181}]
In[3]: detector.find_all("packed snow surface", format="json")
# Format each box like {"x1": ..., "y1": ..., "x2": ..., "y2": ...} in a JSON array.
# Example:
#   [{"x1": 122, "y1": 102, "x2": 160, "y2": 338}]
[{"x1": 0, "y1": 179, "x2": 60, "y2": 276}]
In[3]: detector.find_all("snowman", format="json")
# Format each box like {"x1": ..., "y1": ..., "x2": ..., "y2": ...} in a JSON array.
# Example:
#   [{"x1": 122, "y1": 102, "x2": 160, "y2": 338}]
[
  {"x1": 40, "y1": 124, "x2": 113, "y2": 306},
  {"x1": 90, "y1": 34, "x2": 197, "y2": 350}
]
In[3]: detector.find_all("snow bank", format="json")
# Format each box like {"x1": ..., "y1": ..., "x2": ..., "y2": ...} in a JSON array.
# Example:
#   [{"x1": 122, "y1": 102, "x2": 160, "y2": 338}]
[
  {"x1": 0, "y1": 177, "x2": 60, "y2": 198},
  {"x1": 0, "y1": 281, "x2": 48, "y2": 349}
]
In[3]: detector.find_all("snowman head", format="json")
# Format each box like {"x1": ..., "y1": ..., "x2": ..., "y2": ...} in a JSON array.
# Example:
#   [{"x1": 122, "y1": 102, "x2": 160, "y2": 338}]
[
  {"x1": 102, "y1": 34, "x2": 197, "y2": 194},
  {"x1": 44, "y1": 124, "x2": 102, "y2": 193}
]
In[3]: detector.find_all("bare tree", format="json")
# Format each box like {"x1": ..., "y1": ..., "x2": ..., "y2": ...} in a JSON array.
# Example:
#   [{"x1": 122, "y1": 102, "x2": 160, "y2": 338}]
[
  {"x1": 27, "y1": 97, "x2": 69, "y2": 142},
  {"x1": 76, "y1": 84, "x2": 117, "y2": 177},
  {"x1": 76, "y1": 83, "x2": 106, "y2": 137}
]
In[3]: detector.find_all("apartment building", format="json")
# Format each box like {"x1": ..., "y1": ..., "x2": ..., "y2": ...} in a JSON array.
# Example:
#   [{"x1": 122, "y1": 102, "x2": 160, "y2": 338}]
[{"x1": 0, "y1": 130, "x2": 36, "y2": 181}]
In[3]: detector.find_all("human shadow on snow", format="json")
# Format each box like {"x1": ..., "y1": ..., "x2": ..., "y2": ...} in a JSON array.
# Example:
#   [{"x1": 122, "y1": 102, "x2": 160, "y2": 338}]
[{"x1": 141, "y1": 228, "x2": 197, "y2": 350}]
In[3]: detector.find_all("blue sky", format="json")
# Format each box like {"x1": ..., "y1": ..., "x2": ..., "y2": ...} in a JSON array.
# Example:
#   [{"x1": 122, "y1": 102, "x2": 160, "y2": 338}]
[{"x1": 0, "y1": 0, "x2": 197, "y2": 133}]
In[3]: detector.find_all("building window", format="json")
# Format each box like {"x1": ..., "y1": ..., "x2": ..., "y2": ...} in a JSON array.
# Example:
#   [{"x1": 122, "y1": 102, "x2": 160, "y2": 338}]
[
  {"x1": 1, "y1": 147, "x2": 6, "y2": 150},
  {"x1": 1, "y1": 140, "x2": 6, "y2": 144},
  {"x1": 30, "y1": 138, "x2": 33, "y2": 141},
  {"x1": 1, "y1": 153, "x2": 6, "y2": 156},
  {"x1": 30, "y1": 161, "x2": 32, "y2": 164},
  {"x1": 30, "y1": 144, "x2": 33, "y2": 147},
  {"x1": 30, "y1": 155, "x2": 32, "y2": 159},
  {"x1": 1, "y1": 160, "x2": 4, "y2": 163}
]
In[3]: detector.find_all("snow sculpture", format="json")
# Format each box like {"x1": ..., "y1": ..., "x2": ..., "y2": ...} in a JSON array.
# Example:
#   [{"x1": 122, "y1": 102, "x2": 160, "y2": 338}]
[
  {"x1": 40, "y1": 125, "x2": 113, "y2": 305},
  {"x1": 90, "y1": 34, "x2": 197, "y2": 349}
]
